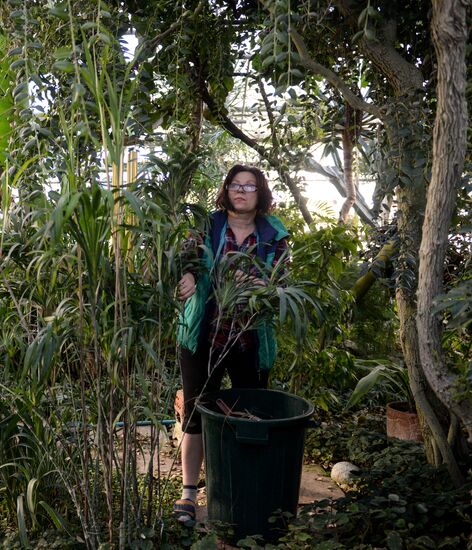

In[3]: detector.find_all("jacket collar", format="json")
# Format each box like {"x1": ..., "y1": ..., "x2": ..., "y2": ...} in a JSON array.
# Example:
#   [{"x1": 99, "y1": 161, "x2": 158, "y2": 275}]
[{"x1": 210, "y1": 210, "x2": 281, "y2": 260}]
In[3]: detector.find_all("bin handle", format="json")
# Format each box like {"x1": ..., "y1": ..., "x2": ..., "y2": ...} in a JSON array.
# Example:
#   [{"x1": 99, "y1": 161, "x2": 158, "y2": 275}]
[{"x1": 235, "y1": 423, "x2": 269, "y2": 445}]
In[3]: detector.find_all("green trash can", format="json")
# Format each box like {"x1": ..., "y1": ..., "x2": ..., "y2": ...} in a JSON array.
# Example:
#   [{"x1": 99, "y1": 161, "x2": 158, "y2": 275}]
[{"x1": 196, "y1": 388, "x2": 314, "y2": 542}]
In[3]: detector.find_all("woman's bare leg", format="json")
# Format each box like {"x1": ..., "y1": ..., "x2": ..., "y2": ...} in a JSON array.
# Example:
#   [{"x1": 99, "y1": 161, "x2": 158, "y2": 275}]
[{"x1": 181, "y1": 432, "x2": 204, "y2": 489}]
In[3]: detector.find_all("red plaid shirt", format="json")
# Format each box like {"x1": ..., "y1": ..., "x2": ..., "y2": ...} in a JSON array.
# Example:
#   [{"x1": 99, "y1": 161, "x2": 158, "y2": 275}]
[{"x1": 207, "y1": 226, "x2": 288, "y2": 351}]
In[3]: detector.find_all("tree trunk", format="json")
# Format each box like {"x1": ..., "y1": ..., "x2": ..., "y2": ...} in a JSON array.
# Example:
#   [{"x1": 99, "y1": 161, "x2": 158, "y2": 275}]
[
  {"x1": 339, "y1": 103, "x2": 356, "y2": 224},
  {"x1": 389, "y1": 109, "x2": 463, "y2": 485},
  {"x1": 417, "y1": 0, "x2": 472, "y2": 442},
  {"x1": 290, "y1": 8, "x2": 466, "y2": 479}
]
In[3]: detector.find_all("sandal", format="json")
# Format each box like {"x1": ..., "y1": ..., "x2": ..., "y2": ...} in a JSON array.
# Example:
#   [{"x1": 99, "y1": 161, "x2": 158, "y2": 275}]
[{"x1": 173, "y1": 498, "x2": 196, "y2": 526}]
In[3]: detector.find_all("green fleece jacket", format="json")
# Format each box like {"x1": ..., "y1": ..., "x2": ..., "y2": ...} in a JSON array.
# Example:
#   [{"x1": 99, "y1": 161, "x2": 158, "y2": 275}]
[{"x1": 177, "y1": 211, "x2": 289, "y2": 370}]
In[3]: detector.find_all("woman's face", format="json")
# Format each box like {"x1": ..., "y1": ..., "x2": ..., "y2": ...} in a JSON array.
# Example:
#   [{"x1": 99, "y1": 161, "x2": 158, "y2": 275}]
[{"x1": 227, "y1": 171, "x2": 258, "y2": 214}]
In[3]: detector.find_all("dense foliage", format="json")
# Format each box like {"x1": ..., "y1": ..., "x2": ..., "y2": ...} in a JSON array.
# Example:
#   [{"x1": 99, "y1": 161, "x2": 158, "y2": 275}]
[{"x1": 0, "y1": 0, "x2": 470, "y2": 548}]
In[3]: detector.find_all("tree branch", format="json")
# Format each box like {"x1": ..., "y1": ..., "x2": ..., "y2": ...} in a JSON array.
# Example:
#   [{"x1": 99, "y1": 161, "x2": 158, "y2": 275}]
[
  {"x1": 200, "y1": 85, "x2": 314, "y2": 225},
  {"x1": 257, "y1": 76, "x2": 279, "y2": 154},
  {"x1": 335, "y1": 1, "x2": 424, "y2": 95},
  {"x1": 289, "y1": 27, "x2": 382, "y2": 118},
  {"x1": 149, "y1": 0, "x2": 205, "y2": 48},
  {"x1": 200, "y1": 86, "x2": 267, "y2": 156},
  {"x1": 302, "y1": 157, "x2": 375, "y2": 226}
]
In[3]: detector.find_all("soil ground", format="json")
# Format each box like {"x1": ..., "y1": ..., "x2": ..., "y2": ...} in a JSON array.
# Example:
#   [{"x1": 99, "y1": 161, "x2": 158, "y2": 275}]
[{"x1": 134, "y1": 425, "x2": 344, "y2": 539}]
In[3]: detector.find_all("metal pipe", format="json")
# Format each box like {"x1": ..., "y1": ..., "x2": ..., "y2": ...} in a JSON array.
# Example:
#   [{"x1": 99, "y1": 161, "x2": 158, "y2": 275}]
[{"x1": 115, "y1": 419, "x2": 176, "y2": 427}]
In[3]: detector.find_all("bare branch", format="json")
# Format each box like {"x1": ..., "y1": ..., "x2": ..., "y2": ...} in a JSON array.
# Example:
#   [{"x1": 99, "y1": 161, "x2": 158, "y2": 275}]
[
  {"x1": 200, "y1": 86, "x2": 314, "y2": 225},
  {"x1": 256, "y1": 76, "x2": 279, "y2": 154},
  {"x1": 289, "y1": 27, "x2": 382, "y2": 118}
]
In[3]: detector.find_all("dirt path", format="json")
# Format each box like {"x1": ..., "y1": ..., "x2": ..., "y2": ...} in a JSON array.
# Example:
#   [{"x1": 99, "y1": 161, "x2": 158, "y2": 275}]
[{"x1": 134, "y1": 425, "x2": 343, "y2": 513}]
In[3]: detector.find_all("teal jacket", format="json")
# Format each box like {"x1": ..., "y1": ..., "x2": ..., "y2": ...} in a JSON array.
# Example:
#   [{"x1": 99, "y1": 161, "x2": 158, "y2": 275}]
[{"x1": 177, "y1": 211, "x2": 289, "y2": 370}]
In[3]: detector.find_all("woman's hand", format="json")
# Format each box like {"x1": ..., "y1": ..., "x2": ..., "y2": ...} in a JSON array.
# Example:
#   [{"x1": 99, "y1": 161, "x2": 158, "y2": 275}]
[
  {"x1": 235, "y1": 269, "x2": 266, "y2": 287},
  {"x1": 178, "y1": 272, "x2": 196, "y2": 301}
]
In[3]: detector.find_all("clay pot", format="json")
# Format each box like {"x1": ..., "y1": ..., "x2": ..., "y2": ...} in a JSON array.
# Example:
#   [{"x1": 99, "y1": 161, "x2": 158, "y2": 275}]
[{"x1": 386, "y1": 401, "x2": 423, "y2": 442}]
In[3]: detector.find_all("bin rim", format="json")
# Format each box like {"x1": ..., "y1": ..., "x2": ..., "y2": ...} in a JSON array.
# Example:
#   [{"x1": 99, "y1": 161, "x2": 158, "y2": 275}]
[{"x1": 195, "y1": 388, "x2": 315, "y2": 427}]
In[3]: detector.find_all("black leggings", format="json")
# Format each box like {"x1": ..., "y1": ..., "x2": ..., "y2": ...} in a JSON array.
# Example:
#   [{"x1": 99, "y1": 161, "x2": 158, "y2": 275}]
[{"x1": 180, "y1": 342, "x2": 269, "y2": 434}]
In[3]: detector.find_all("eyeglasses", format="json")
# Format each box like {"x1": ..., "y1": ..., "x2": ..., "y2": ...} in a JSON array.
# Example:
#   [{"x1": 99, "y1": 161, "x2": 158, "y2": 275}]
[{"x1": 227, "y1": 183, "x2": 257, "y2": 193}]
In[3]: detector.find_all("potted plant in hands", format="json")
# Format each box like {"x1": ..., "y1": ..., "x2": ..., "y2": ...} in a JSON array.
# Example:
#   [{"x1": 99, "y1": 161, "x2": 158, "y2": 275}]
[{"x1": 345, "y1": 360, "x2": 422, "y2": 442}]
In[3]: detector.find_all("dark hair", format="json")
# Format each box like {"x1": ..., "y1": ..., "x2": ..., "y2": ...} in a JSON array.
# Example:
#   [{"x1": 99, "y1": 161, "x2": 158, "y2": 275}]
[{"x1": 215, "y1": 164, "x2": 273, "y2": 215}]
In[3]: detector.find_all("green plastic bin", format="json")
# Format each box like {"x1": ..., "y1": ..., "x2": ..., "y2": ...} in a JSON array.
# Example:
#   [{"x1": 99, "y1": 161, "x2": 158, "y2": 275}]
[{"x1": 196, "y1": 388, "x2": 314, "y2": 542}]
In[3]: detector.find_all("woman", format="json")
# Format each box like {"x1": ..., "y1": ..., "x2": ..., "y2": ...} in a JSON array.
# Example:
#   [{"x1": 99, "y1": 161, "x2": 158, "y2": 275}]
[{"x1": 173, "y1": 164, "x2": 289, "y2": 524}]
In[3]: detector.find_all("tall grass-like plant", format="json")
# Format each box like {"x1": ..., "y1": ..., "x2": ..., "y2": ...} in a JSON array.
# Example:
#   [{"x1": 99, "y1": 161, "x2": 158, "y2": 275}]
[
  {"x1": 0, "y1": 3, "x2": 196, "y2": 547},
  {"x1": 0, "y1": 31, "x2": 13, "y2": 172},
  {"x1": 0, "y1": 3, "x2": 328, "y2": 548}
]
